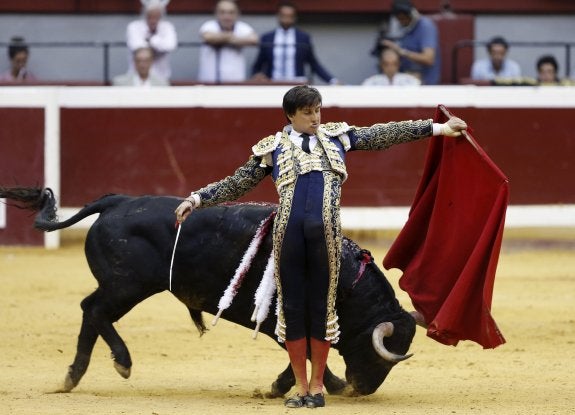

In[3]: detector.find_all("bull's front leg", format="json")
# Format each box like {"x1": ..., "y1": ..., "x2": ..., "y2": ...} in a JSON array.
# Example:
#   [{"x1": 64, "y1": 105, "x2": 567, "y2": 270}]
[{"x1": 323, "y1": 365, "x2": 350, "y2": 395}]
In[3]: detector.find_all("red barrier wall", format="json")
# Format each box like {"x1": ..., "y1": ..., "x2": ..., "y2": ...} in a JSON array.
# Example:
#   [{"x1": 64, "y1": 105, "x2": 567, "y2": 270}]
[
  {"x1": 60, "y1": 106, "x2": 575, "y2": 207},
  {"x1": 0, "y1": 108, "x2": 44, "y2": 246}
]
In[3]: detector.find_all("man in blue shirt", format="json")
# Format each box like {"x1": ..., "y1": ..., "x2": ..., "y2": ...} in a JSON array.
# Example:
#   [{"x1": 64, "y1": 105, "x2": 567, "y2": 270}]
[{"x1": 376, "y1": 0, "x2": 440, "y2": 85}]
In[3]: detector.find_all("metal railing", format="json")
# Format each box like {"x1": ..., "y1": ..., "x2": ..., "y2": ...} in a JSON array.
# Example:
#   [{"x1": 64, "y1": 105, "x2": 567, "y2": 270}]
[
  {"x1": 451, "y1": 40, "x2": 575, "y2": 84},
  {"x1": 0, "y1": 41, "x2": 316, "y2": 85},
  {"x1": 5, "y1": 40, "x2": 575, "y2": 85},
  {"x1": 0, "y1": 41, "x2": 206, "y2": 84}
]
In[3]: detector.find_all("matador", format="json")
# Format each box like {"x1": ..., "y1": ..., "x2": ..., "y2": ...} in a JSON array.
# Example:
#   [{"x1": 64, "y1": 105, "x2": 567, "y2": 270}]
[{"x1": 175, "y1": 85, "x2": 467, "y2": 408}]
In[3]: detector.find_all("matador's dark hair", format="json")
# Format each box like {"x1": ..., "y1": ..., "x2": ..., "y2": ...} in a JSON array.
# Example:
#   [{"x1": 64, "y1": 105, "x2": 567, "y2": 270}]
[{"x1": 282, "y1": 85, "x2": 322, "y2": 122}]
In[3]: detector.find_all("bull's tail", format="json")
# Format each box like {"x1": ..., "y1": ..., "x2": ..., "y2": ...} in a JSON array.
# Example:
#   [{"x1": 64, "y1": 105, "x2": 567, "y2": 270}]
[{"x1": 0, "y1": 186, "x2": 126, "y2": 232}]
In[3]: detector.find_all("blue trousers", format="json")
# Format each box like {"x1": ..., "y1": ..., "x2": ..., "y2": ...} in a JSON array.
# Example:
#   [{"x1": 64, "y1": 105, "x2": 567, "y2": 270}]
[{"x1": 279, "y1": 172, "x2": 330, "y2": 341}]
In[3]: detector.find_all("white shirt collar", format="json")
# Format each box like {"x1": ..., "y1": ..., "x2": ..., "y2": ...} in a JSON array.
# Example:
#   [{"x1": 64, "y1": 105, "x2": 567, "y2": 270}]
[{"x1": 289, "y1": 129, "x2": 317, "y2": 151}]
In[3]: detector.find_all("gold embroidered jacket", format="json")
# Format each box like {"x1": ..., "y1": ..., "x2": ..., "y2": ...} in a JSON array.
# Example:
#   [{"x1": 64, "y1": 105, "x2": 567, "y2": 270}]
[{"x1": 193, "y1": 119, "x2": 433, "y2": 343}]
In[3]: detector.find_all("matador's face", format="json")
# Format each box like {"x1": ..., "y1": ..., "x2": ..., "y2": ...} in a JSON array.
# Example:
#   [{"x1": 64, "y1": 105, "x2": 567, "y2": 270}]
[{"x1": 288, "y1": 104, "x2": 321, "y2": 136}]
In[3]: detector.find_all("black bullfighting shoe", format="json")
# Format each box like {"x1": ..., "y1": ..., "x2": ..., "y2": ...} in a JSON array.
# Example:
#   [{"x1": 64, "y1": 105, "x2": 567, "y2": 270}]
[
  {"x1": 284, "y1": 394, "x2": 306, "y2": 408},
  {"x1": 304, "y1": 393, "x2": 325, "y2": 408}
]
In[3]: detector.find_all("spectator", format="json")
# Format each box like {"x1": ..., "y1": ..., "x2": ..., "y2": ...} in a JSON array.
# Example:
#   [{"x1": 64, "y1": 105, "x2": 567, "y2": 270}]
[
  {"x1": 126, "y1": 0, "x2": 177, "y2": 80},
  {"x1": 113, "y1": 47, "x2": 169, "y2": 86},
  {"x1": 251, "y1": 1, "x2": 338, "y2": 85},
  {"x1": 362, "y1": 47, "x2": 421, "y2": 86},
  {"x1": 534, "y1": 55, "x2": 575, "y2": 86},
  {"x1": 0, "y1": 36, "x2": 37, "y2": 83},
  {"x1": 471, "y1": 36, "x2": 521, "y2": 81},
  {"x1": 197, "y1": 0, "x2": 259, "y2": 83},
  {"x1": 536, "y1": 55, "x2": 561, "y2": 85},
  {"x1": 373, "y1": 0, "x2": 440, "y2": 85}
]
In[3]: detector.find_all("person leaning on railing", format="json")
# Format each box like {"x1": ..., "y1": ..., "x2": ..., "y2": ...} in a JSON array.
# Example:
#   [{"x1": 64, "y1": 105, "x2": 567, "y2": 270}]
[
  {"x1": 197, "y1": 0, "x2": 259, "y2": 84},
  {"x1": 126, "y1": 0, "x2": 177, "y2": 81}
]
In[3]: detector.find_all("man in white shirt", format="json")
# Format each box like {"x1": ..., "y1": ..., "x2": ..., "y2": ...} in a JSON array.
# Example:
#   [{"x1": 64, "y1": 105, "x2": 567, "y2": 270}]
[
  {"x1": 471, "y1": 36, "x2": 521, "y2": 81},
  {"x1": 362, "y1": 48, "x2": 421, "y2": 86},
  {"x1": 197, "y1": 0, "x2": 259, "y2": 83},
  {"x1": 126, "y1": 0, "x2": 178, "y2": 80},
  {"x1": 113, "y1": 47, "x2": 169, "y2": 86}
]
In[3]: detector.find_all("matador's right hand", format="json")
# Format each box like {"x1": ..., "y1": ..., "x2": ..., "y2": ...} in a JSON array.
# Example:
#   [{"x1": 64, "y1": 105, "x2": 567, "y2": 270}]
[
  {"x1": 175, "y1": 198, "x2": 196, "y2": 224},
  {"x1": 441, "y1": 116, "x2": 467, "y2": 137}
]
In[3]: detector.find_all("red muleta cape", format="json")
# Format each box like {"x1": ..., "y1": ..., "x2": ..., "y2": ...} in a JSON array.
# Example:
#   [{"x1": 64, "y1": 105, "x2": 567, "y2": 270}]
[{"x1": 383, "y1": 105, "x2": 508, "y2": 349}]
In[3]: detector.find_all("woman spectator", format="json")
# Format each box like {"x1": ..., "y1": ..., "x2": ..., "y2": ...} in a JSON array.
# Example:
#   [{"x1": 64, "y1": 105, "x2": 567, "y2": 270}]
[{"x1": 0, "y1": 37, "x2": 37, "y2": 83}]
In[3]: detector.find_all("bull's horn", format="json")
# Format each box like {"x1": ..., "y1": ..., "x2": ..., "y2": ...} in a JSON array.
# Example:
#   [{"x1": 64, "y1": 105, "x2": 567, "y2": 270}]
[{"x1": 371, "y1": 322, "x2": 413, "y2": 363}]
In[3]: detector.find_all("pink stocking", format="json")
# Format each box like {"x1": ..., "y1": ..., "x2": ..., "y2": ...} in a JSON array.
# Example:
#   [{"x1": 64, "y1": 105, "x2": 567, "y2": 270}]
[
  {"x1": 285, "y1": 338, "x2": 309, "y2": 395},
  {"x1": 309, "y1": 337, "x2": 330, "y2": 395}
]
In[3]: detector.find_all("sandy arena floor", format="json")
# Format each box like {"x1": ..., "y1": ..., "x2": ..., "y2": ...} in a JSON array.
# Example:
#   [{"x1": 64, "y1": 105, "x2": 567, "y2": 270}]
[{"x1": 1, "y1": 228, "x2": 574, "y2": 415}]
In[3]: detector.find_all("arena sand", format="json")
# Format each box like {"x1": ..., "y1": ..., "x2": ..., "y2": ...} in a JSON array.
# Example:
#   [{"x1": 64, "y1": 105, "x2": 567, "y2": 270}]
[{"x1": 1, "y1": 228, "x2": 574, "y2": 415}]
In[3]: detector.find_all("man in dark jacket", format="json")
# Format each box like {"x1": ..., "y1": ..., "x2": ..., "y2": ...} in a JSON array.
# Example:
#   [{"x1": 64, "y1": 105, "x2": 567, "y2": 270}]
[{"x1": 252, "y1": 1, "x2": 338, "y2": 84}]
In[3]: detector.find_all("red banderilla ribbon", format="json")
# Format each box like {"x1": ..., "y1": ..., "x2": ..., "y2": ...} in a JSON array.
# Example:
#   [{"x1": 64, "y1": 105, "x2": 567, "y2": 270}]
[{"x1": 351, "y1": 250, "x2": 373, "y2": 289}]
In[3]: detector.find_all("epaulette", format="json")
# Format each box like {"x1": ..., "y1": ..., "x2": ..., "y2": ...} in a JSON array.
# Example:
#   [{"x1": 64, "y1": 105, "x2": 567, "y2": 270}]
[
  {"x1": 252, "y1": 134, "x2": 279, "y2": 156},
  {"x1": 319, "y1": 122, "x2": 351, "y2": 137}
]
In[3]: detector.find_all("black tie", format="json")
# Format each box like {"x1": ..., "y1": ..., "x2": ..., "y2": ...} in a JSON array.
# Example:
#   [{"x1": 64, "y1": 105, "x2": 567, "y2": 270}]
[{"x1": 300, "y1": 133, "x2": 311, "y2": 153}]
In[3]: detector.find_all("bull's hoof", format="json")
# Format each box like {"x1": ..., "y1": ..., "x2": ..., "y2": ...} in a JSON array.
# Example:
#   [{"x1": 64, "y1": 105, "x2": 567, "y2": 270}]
[
  {"x1": 61, "y1": 372, "x2": 76, "y2": 392},
  {"x1": 338, "y1": 384, "x2": 361, "y2": 397},
  {"x1": 265, "y1": 381, "x2": 286, "y2": 399},
  {"x1": 251, "y1": 388, "x2": 265, "y2": 399},
  {"x1": 114, "y1": 361, "x2": 131, "y2": 379},
  {"x1": 252, "y1": 387, "x2": 283, "y2": 399},
  {"x1": 324, "y1": 375, "x2": 348, "y2": 395},
  {"x1": 264, "y1": 390, "x2": 283, "y2": 399},
  {"x1": 52, "y1": 373, "x2": 76, "y2": 393},
  {"x1": 53, "y1": 365, "x2": 80, "y2": 393}
]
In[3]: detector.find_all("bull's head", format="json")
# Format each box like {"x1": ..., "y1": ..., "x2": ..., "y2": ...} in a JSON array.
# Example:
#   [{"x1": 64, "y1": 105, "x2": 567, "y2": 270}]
[
  {"x1": 339, "y1": 314, "x2": 415, "y2": 395},
  {"x1": 335, "y1": 240, "x2": 416, "y2": 395}
]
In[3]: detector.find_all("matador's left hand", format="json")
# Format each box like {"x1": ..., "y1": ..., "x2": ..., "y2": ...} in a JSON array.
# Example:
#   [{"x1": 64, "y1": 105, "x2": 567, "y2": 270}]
[
  {"x1": 175, "y1": 198, "x2": 195, "y2": 224},
  {"x1": 441, "y1": 116, "x2": 467, "y2": 137}
]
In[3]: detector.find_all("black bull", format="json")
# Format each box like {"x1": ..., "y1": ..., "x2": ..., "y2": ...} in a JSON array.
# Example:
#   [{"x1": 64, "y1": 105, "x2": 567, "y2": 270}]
[{"x1": 1, "y1": 187, "x2": 416, "y2": 397}]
